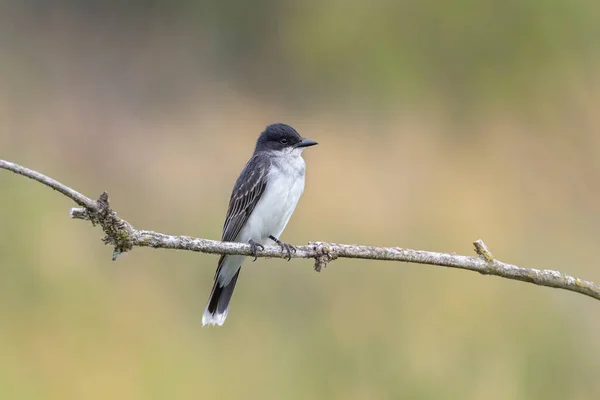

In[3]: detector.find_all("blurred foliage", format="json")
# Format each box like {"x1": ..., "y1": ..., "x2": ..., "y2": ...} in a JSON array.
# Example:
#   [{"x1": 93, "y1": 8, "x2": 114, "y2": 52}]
[
  {"x1": 5, "y1": 0, "x2": 600, "y2": 112},
  {"x1": 1, "y1": 1, "x2": 600, "y2": 399}
]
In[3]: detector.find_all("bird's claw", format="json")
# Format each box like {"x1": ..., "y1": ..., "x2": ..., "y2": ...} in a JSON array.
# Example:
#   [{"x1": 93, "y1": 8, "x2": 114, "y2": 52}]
[
  {"x1": 282, "y1": 243, "x2": 296, "y2": 261},
  {"x1": 248, "y1": 240, "x2": 264, "y2": 262},
  {"x1": 269, "y1": 235, "x2": 296, "y2": 261}
]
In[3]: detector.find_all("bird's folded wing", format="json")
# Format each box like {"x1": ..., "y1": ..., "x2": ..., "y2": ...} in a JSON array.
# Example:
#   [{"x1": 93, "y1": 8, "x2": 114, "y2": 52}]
[
  {"x1": 213, "y1": 154, "x2": 269, "y2": 279},
  {"x1": 221, "y1": 154, "x2": 270, "y2": 244}
]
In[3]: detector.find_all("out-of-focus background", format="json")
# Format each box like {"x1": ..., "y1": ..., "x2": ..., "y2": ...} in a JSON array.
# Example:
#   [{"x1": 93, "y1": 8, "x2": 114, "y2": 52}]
[{"x1": 1, "y1": 1, "x2": 600, "y2": 399}]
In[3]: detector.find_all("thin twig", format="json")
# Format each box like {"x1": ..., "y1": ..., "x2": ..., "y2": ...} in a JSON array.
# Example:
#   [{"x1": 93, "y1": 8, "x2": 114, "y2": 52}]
[{"x1": 2, "y1": 158, "x2": 600, "y2": 302}]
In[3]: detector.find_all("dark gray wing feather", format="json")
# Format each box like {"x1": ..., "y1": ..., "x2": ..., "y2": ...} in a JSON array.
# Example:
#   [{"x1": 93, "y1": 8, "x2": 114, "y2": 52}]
[
  {"x1": 212, "y1": 154, "x2": 269, "y2": 279},
  {"x1": 221, "y1": 154, "x2": 270, "y2": 242}
]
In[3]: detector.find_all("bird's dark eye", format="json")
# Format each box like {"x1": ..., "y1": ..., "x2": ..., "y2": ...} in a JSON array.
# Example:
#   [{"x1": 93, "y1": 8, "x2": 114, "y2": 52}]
[{"x1": 280, "y1": 138, "x2": 288, "y2": 144}]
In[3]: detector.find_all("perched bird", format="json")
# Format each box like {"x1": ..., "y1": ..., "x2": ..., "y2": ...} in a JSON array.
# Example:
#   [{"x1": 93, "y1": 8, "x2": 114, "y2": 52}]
[{"x1": 202, "y1": 123, "x2": 318, "y2": 326}]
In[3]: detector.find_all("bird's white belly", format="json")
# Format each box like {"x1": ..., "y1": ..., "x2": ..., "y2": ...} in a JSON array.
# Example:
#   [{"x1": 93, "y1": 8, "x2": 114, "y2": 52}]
[{"x1": 238, "y1": 166, "x2": 305, "y2": 245}]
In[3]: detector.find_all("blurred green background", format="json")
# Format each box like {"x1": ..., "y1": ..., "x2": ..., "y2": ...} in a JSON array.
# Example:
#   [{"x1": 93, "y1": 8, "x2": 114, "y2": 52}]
[{"x1": 1, "y1": 1, "x2": 600, "y2": 399}]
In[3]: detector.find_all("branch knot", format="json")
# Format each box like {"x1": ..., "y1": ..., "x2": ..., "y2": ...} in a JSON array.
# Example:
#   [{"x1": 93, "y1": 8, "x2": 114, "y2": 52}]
[
  {"x1": 311, "y1": 242, "x2": 338, "y2": 272},
  {"x1": 473, "y1": 239, "x2": 495, "y2": 262}
]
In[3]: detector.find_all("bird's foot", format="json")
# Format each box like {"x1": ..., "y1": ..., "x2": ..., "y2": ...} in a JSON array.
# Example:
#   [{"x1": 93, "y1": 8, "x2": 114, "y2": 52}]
[
  {"x1": 269, "y1": 235, "x2": 296, "y2": 261},
  {"x1": 248, "y1": 239, "x2": 265, "y2": 262}
]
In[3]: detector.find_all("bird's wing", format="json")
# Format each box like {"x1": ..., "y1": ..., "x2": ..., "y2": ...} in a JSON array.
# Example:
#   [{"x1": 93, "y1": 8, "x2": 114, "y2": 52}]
[
  {"x1": 213, "y1": 154, "x2": 269, "y2": 280},
  {"x1": 221, "y1": 154, "x2": 270, "y2": 243}
]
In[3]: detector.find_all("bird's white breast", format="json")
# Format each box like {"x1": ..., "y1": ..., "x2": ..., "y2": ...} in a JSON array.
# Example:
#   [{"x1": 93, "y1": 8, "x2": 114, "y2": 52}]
[{"x1": 238, "y1": 148, "x2": 306, "y2": 245}]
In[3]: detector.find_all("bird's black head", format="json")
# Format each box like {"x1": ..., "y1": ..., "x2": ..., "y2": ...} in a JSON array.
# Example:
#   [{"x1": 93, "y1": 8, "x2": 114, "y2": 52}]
[{"x1": 255, "y1": 123, "x2": 318, "y2": 153}]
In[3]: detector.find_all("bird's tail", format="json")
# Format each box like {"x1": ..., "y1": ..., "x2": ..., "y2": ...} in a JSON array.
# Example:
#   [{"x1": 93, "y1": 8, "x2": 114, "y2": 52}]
[{"x1": 202, "y1": 268, "x2": 241, "y2": 327}]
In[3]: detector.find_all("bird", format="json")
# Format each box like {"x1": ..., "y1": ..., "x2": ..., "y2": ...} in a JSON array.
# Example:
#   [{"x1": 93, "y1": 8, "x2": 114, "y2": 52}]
[{"x1": 202, "y1": 123, "x2": 318, "y2": 326}]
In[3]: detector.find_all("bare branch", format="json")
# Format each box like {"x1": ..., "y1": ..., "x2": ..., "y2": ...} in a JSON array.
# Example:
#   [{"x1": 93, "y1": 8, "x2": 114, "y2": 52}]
[
  {"x1": 1, "y1": 159, "x2": 97, "y2": 209},
  {"x1": 2, "y1": 159, "x2": 600, "y2": 302}
]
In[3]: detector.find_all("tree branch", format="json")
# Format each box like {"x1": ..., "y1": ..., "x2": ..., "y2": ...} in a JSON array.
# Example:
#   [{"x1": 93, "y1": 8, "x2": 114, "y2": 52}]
[{"x1": 2, "y1": 158, "x2": 600, "y2": 302}]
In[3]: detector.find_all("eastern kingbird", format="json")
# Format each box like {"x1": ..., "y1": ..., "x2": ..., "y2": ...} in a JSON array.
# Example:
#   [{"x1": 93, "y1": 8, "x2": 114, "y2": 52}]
[{"x1": 202, "y1": 123, "x2": 318, "y2": 326}]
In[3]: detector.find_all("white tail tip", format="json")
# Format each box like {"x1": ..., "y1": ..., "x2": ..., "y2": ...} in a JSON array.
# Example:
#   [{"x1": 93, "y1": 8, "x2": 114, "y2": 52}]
[{"x1": 202, "y1": 310, "x2": 228, "y2": 327}]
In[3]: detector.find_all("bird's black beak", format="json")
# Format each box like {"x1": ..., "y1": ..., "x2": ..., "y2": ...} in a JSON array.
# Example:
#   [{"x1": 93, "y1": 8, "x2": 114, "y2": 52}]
[{"x1": 296, "y1": 138, "x2": 318, "y2": 148}]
